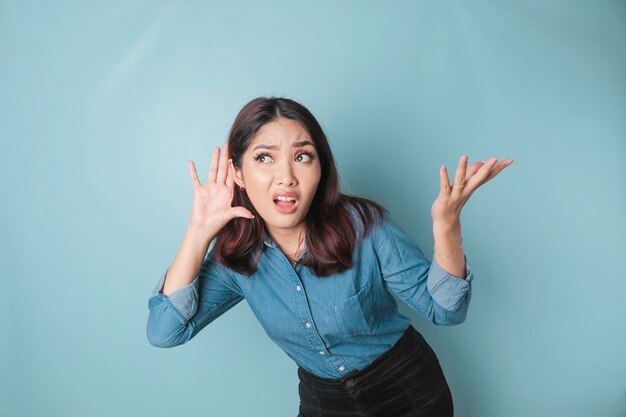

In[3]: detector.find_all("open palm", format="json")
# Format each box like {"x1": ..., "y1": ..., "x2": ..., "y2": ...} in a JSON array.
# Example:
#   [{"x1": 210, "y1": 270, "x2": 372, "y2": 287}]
[
  {"x1": 188, "y1": 142, "x2": 254, "y2": 234},
  {"x1": 431, "y1": 155, "x2": 513, "y2": 224}
]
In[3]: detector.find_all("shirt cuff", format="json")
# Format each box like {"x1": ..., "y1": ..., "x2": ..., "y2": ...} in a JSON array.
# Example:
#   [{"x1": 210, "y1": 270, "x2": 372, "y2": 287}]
[
  {"x1": 426, "y1": 255, "x2": 474, "y2": 311},
  {"x1": 149, "y1": 268, "x2": 200, "y2": 320}
]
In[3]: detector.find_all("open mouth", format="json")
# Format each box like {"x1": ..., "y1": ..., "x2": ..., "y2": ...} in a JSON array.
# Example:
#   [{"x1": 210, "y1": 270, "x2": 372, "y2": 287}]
[
  {"x1": 274, "y1": 198, "x2": 296, "y2": 206},
  {"x1": 273, "y1": 197, "x2": 298, "y2": 213}
]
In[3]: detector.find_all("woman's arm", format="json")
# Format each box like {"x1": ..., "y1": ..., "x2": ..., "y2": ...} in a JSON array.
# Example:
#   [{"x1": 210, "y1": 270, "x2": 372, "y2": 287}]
[
  {"x1": 147, "y1": 245, "x2": 244, "y2": 348},
  {"x1": 430, "y1": 155, "x2": 513, "y2": 277},
  {"x1": 432, "y1": 219, "x2": 466, "y2": 279},
  {"x1": 161, "y1": 225, "x2": 219, "y2": 296}
]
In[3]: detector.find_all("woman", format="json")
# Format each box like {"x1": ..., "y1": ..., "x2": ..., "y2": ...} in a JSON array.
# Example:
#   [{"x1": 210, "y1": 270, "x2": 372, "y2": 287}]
[{"x1": 146, "y1": 97, "x2": 512, "y2": 416}]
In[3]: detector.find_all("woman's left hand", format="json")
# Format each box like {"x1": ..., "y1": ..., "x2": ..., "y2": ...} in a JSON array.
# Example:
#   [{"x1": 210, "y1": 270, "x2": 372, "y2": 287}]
[{"x1": 431, "y1": 155, "x2": 513, "y2": 225}]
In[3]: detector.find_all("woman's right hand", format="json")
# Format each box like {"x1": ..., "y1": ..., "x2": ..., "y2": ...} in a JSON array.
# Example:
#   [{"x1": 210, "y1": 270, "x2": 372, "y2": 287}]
[{"x1": 187, "y1": 142, "x2": 254, "y2": 235}]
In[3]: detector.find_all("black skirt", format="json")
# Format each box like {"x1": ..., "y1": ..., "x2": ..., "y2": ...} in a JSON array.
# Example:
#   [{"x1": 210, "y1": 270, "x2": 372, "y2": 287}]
[{"x1": 297, "y1": 324, "x2": 454, "y2": 417}]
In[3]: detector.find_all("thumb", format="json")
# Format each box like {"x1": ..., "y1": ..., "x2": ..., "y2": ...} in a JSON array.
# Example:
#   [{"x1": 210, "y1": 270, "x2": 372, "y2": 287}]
[{"x1": 230, "y1": 207, "x2": 255, "y2": 219}]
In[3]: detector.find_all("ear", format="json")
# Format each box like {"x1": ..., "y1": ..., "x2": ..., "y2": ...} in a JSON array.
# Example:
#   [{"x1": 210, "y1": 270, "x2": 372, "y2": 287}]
[{"x1": 229, "y1": 159, "x2": 245, "y2": 188}]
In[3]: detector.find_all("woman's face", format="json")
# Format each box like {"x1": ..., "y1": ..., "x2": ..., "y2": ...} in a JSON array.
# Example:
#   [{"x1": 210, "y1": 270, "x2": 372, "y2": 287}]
[{"x1": 230, "y1": 117, "x2": 322, "y2": 238}]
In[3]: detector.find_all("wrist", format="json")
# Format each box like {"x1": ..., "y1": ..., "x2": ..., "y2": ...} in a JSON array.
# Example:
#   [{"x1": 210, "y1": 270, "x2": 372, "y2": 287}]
[
  {"x1": 185, "y1": 224, "x2": 218, "y2": 246},
  {"x1": 432, "y1": 217, "x2": 461, "y2": 232}
]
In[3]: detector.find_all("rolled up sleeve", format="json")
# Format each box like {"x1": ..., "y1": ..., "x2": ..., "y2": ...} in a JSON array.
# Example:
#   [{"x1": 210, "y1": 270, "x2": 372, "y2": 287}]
[
  {"x1": 427, "y1": 255, "x2": 473, "y2": 312},
  {"x1": 146, "y1": 251, "x2": 244, "y2": 348},
  {"x1": 150, "y1": 269, "x2": 200, "y2": 321}
]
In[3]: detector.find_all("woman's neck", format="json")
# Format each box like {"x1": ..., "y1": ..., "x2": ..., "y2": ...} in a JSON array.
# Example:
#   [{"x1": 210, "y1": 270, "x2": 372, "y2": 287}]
[{"x1": 266, "y1": 224, "x2": 306, "y2": 261}]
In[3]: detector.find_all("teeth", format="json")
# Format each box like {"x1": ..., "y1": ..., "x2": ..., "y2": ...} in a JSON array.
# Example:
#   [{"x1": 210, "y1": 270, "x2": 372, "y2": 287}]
[{"x1": 275, "y1": 196, "x2": 296, "y2": 202}]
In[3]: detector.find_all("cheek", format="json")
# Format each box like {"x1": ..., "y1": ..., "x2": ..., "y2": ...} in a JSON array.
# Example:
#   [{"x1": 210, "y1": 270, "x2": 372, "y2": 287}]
[
  {"x1": 244, "y1": 170, "x2": 272, "y2": 187},
  {"x1": 301, "y1": 182, "x2": 321, "y2": 203},
  {"x1": 308, "y1": 168, "x2": 322, "y2": 193},
  {"x1": 245, "y1": 179, "x2": 273, "y2": 205}
]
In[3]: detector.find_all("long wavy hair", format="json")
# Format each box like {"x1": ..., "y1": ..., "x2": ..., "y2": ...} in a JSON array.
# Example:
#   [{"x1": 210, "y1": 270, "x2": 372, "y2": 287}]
[{"x1": 213, "y1": 96, "x2": 388, "y2": 277}]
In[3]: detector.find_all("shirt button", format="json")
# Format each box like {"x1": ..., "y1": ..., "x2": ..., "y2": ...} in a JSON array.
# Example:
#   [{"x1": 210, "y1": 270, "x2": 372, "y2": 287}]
[
  {"x1": 319, "y1": 351, "x2": 325, "y2": 355},
  {"x1": 305, "y1": 322, "x2": 311, "y2": 328},
  {"x1": 338, "y1": 365, "x2": 346, "y2": 372},
  {"x1": 296, "y1": 285, "x2": 302, "y2": 291}
]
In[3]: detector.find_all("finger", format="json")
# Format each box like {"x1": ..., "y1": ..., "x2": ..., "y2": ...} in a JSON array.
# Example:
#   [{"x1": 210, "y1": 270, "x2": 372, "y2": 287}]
[
  {"x1": 439, "y1": 164, "x2": 451, "y2": 195},
  {"x1": 466, "y1": 161, "x2": 483, "y2": 181},
  {"x1": 188, "y1": 160, "x2": 202, "y2": 188},
  {"x1": 226, "y1": 159, "x2": 235, "y2": 189},
  {"x1": 482, "y1": 159, "x2": 513, "y2": 183},
  {"x1": 216, "y1": 141, "x2": 229, "y2": 184},
  {"x1": 451, "y1": 155, "x2": 468, "y2": 197},
  {"x1": 465, "y1": 157, "x2": 499, "y2": 192},
  {"x1": 230, "y1": 206, "x2": 255, "y2": 219},
  {"x1": 208, "y1": 146, "x2": 220, "y2": 183}
]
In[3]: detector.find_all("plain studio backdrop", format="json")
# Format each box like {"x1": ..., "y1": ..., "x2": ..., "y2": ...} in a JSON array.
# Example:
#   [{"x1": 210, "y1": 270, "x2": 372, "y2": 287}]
[{"x1": 1, "y1": 1, "x2": 624, "y2": 416}]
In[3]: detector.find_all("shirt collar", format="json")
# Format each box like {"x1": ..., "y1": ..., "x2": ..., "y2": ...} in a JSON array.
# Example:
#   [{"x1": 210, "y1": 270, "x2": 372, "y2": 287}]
[{"x1": 261, "y1": 229, "x2": 275, "y2": 247}]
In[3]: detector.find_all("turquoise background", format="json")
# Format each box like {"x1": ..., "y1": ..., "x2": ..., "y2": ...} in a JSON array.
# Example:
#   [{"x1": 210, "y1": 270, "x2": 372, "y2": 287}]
[{"x1": 1, "y1": 1, "x2": 625, "y2": 416}]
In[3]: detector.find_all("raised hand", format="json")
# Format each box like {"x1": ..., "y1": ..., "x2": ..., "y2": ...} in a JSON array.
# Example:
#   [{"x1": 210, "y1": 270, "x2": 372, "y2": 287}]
[
  {"x1": 187, "y1": 142, "x2": 255, "y2": 235},
  {"x1": 431, "y1": 155, "x2": 513, "y2": 225}
]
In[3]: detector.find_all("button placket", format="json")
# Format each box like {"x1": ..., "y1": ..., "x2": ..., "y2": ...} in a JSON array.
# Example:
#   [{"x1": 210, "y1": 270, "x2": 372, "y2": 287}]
[
  {"x1": 280, "y1": 246, "x2": 338, "y2": 373},
  {"x1": 292, "y1": 281, "x2": 324, "y2": 357}
]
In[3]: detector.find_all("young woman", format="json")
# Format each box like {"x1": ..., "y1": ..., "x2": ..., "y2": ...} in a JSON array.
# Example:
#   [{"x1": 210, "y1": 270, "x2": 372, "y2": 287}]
[{"x1": 146, "y1": 97, "x2": 512, "y2": 416}]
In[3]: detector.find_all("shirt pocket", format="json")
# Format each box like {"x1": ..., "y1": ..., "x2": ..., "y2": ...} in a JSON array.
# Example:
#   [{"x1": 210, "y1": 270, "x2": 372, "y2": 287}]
[{"x1": 333, "y1": 283, "x2": 375, "y2": 337}]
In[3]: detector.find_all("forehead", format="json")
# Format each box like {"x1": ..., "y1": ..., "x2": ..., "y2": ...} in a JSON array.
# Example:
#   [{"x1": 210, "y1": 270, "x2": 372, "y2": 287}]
[{"x1": 250, "y1": 118, "x2": 312, "y2": 145}]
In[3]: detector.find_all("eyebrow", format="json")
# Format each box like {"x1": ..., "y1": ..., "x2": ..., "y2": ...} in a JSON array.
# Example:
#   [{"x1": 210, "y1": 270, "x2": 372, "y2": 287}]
[{"x1": 252, "y1": 140, "x2": 315, "y2": 151}]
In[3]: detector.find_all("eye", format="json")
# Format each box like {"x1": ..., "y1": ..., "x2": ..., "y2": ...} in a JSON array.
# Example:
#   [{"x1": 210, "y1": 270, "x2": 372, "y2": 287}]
[
  {"x1": 296, "y1": 152, "x2": 315, "y2": 162},
  {"x1": 252, "y1": 151, "x2": 316, "y2": 164},
  {"x1": 253, "y1": 152, "x2": 274, "y2": 163}
]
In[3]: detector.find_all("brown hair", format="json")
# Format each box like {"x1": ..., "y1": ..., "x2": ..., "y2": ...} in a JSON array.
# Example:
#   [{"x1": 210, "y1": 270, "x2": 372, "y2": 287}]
[{"x1": 213, "y1": 96, "x2": 388, "y2": 277}]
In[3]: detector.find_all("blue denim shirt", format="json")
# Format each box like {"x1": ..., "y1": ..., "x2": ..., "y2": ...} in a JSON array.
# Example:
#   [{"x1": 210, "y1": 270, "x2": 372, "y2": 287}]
[{"x1": 146, "y1": 210, "x2": 474, "y2": 379}]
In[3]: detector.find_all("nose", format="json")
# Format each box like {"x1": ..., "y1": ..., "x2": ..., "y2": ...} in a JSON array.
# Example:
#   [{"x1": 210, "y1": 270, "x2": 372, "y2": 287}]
[{"x1": 276, "y1": 159, "x2": 297, "y2": 186}]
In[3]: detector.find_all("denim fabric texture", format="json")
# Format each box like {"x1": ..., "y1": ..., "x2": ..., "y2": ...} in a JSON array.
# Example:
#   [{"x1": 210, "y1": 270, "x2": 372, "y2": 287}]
[
  {"x1": 147, "y1": 208, "x2": 474, "y2": 379},
  {"x1": 297, "y1": 324, "x2": 453, "y2": 417}
]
